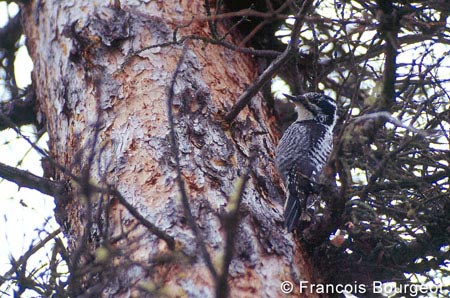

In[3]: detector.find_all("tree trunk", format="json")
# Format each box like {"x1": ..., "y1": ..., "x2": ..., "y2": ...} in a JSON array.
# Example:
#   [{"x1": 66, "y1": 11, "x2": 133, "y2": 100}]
[{"x1": 22, "y1": 1, "x2": 317, "y2": 297}]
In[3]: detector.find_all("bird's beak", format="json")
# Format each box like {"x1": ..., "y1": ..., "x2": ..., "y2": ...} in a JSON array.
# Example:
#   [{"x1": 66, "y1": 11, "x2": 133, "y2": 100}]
[{"x1": 283, "y1": 94, "x2": 306, "y2": 104}]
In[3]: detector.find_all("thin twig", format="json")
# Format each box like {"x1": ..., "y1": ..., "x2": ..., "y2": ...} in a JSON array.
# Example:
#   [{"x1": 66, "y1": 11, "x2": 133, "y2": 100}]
[
  {"x1": 0, "y1": 87, "x2": 36, "y2": 130},
  {"x1": 224, "y1": 11, "x2": 305, "y2": 123},
  {"x1": 238, "y1": 18, "x2": 271, "y2": 47},
  {"x1": 186, "y1": 8, "x2": 290, "y2": 23},
  {"x1": 204, "y1": 0, "x2": 219, "y2": 39},
  {"x1": 351, "y1": 111, "x2": 430, "y2": 136},
  {"x1": 0, "y1": 112, "x2": 83, "y2": 185},
  {"x1": 118, "y1": 34, "x2": 280, "y2": 73},
  {"x1": 0, "y1": 229, "x2": 62, "y2": 286},
  {"x1": 180, "y1": 9, "x2": 373, "y2": 28},
  {"x1": 215, "y1": 171, "x2": 250, "y2": 298},
  {"x1": 108, "y1": 188, "x2": 176, "y2": 250},
  {"x1": 239, "y1": 0, "x2": 293, "y2": 47},
  {"x1": 166, "y1": 42, "x2": 218, "y2": 280},
  {"x1": 357, "y1": 138, "x2": 411, "y2": 202}
]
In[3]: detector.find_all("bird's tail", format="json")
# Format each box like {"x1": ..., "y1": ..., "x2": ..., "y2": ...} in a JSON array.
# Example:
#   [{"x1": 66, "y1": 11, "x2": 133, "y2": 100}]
[
  {"x1": 284, "y1": 172, "x2": 312, "y2": 232},
  {"x1": 284, "y1": 192, "x2": 301, "y2": 232}
]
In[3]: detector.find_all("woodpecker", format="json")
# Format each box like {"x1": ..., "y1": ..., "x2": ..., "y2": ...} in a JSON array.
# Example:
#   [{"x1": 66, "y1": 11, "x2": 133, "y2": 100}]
[{"x1": 275, "y1": 92, "x2": 337, "y2": 232}]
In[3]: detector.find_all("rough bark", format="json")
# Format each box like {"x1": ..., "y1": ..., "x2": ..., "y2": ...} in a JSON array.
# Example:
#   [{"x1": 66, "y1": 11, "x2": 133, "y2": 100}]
[{"x1": 22, "y1": 1, "x2": 318, "y2": 297}]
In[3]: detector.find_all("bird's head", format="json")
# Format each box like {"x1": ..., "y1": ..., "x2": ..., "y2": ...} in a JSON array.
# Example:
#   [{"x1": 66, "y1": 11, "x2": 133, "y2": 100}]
[{"x1": 284, "y1": 92, "x2": 337, "y2": 126}]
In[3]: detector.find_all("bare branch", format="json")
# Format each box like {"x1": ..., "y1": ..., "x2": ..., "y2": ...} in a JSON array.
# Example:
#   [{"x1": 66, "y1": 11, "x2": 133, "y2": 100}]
[
  {"x1": 224, "y1": 5, "x2": 308, "y2": 123},
  {"x1": 108, "y1": 188, "x2": 176, "y2": 250},
  {"x1": 351, "y1": 111, "x2": 431, "y2": 136},
  {"x1": 118, "y1": 34, "x2": 280, "y2": 73},
  {"x1": 204, "y1": 0, "x2": 219, "y2": 39},
  {"x1": 239, "y1": 0, "x2": 294, "y2": 47},
  {"x1": 216, "y1": 171, "x2": 250, "y2": 298},
  {"x1": 0, "y1": 161, "x2": 65, "y2": 197},
  {"x1": 0, "y1": 88, "x2": 37, "y2": 131},
  {"x1": 0, "y1": 229, "x2": 62, "y2": 287},
  {"x1": 377, "y1": 0, "x2": 399, "y2": 110}
]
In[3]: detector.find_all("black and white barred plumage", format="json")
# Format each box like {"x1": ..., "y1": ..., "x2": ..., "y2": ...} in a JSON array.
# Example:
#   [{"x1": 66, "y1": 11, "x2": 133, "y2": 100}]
[{"x1": 275, "y1": 92, "x2": 337, "y2": 232}]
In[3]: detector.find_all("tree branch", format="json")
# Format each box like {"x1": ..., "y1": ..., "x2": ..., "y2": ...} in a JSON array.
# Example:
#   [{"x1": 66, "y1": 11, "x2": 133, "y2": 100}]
[
  {"x1": 0, "y1": 228, "x2": 62, "y2": 287},
  {"x1": 351, "y1": 111, "x2": 430, "y2": 136},
  {"x1": 224, "y1": 6, "x2": 307, "y2": 123},
  {"x1": 108, "y1": 188, "x2": 176, "y2": 250},
  {"x1": 119, "y1": 34, "x2": 280, "y2": 73},
  {"x1": 216, "y1": 171, "x2": 250, "y2": 298},
  {"x1": 0, "y1": 161, "x2": 65, "y2": 197},
  {"x1": 0, "y1": 87, "x2": 37, "y2": 130},
  {"x1": 377, "y1": 0, "x2": 399, "y2": 110},
  {"x1": 0, "y1": 11, "x2": 22, "y2": 50}
]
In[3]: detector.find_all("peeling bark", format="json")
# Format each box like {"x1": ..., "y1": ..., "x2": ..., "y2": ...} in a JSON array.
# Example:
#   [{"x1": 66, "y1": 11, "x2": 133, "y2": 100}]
[{"x1": 22, "y1": 1, "x2": 318, "y2": 297}]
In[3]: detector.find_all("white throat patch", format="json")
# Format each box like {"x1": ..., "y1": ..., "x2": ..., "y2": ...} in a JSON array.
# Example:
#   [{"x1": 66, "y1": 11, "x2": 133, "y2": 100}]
[{"x1": 295, "y1": 103, "x2": 314, "y2": 121}]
